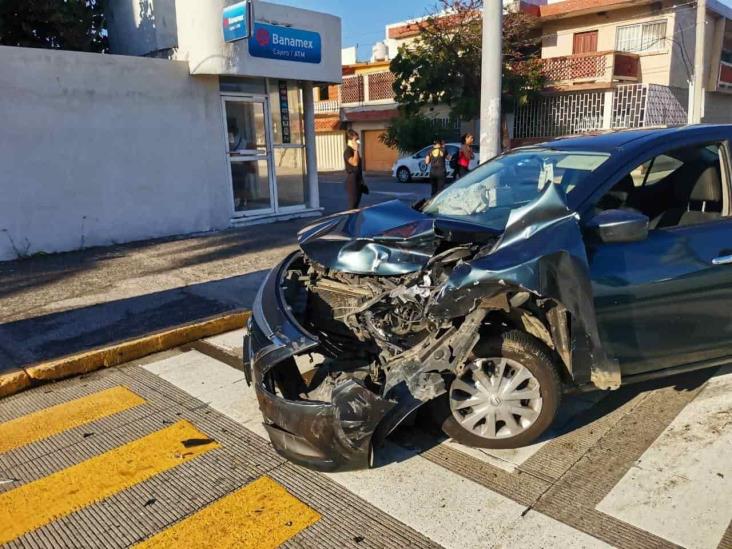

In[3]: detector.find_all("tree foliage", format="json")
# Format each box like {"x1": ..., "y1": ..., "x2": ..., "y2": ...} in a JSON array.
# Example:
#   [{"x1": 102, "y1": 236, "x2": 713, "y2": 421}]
[
  {"x1": 0, "y1": 0, "x2": 107, "y2": 53},
  {"x1": 381, "y1": 114, "x2": 459, "y2": 153},
  {"x1": 390, "y1": 0, "x2": 544, "y2": 122}
]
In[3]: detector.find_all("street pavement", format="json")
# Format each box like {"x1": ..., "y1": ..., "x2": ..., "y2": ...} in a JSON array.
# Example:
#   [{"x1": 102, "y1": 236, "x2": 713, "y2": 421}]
[{"x1": 1, "y1": 330, "x2": 730, "y2": 548}]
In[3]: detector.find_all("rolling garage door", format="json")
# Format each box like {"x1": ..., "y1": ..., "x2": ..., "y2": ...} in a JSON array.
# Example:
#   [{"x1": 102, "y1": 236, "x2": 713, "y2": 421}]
[
  {"x1": 363, "y1": 130, "x2": 399, "y2": 172},
  {"x1": 316, "y1": 132, "x2": 346, "y2": 172}
]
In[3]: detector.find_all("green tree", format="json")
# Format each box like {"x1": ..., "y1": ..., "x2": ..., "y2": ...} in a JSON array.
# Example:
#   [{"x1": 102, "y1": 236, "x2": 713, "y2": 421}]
[
  {"x1": 388, "y1": 0, "x2": 544, "y2": 130},
  {"x1": 382, "y1": 114, "x2": 460, "y2": 154},
  {"x1": 0, "y1": 0, "x2": 108, "y2": 53}
]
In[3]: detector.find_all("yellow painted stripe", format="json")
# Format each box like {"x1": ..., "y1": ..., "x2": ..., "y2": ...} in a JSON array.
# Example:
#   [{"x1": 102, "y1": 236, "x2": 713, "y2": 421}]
[
  {"x1": 0, "y1": 386, "x2": 146, "y2": 453},
  {"x1": 135, "y1": 476, "x2": 321, "y2": 549},
  {"x1": 0, "y1": 420, "x2": 218, "y2": 545}
]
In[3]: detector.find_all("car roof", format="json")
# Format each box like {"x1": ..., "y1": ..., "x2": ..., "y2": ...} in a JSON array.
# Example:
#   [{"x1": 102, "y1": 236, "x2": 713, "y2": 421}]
[{"x1": 534, "y1": 125, "x2": 732, "y2": 153}]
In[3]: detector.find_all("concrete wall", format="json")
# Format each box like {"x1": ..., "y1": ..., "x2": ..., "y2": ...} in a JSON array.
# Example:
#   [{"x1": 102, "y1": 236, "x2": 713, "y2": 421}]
[
  {"x1": 0, "y1": 46, "x2": 231, "y2": 262},
  {"x1": 703, "y1": 92, "x2": 732, "y2": 123}
]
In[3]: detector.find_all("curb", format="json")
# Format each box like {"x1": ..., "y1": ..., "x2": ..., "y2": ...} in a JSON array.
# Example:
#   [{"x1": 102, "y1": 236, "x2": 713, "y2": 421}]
[{"x1": 0, "y1": 310, "x2": 250, "y2": 399}]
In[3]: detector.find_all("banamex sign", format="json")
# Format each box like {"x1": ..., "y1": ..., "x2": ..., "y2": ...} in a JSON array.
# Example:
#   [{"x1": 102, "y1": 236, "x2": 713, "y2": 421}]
[
  {"x1": 223, "y1": 1, "x2": 250, "y2": 43},
  {"x1": 248, "y1": 22, "x2": 322, "y2": 64}
]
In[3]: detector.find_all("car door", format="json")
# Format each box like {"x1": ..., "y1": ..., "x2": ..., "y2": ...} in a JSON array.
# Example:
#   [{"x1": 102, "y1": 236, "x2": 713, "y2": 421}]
[
  {"x1": 587, "y1": 141, "x2": 732, "y2": 376},
  {"x1": 413, "y1": 146, "x2": 432, "y2": 178}
]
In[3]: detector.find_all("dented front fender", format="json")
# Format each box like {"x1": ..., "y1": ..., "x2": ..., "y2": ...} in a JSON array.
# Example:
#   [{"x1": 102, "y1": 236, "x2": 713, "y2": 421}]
[{"x1": 429, "y1": 184, "x2": 621, "y2": 390}]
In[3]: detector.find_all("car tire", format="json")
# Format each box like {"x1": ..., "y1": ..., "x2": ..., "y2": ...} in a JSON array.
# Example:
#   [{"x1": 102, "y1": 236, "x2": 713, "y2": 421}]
[
  {"x1": 431, "y1": 330, "x2": 561, "y2": 449},
  {"x1": 396, "y1": 167, "x2": 411, "y2": 183}
]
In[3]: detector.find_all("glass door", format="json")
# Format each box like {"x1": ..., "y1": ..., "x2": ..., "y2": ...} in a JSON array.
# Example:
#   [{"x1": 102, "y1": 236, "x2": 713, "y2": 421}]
[
  {"x1": 223, "y1": 96, "x2": 274, "y2": 216},
  {"x1": 268, "y1": 80, "x2": 309, "y2": 212}
]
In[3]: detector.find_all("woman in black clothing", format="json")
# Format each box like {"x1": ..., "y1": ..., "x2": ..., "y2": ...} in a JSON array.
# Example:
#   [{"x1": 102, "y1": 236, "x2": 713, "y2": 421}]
[
  {"x1": 425, "y1": 138, "x2": 449, "y2": 196},
  {"x1": 344, "y1": 129, "x2": 365, "y2": 210}
]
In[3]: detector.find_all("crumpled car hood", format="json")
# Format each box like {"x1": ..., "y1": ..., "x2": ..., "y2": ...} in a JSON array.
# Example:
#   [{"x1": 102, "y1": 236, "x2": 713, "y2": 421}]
[
  {"x1": 297, "y1": 186, "x2": 621, "y2": 390},
  {"x1": 297, "y1": 199, "x2": 505, "y2": 276}
]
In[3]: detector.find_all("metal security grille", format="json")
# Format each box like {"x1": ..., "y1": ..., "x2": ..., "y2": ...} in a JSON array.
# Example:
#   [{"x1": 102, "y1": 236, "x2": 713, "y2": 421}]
[
  {"x1": 367, "y1": 72, "x2": 396, "y2": 101},
  {"x1": 643, "y1": 84, "x2": 688, "y2": 127},
  {"x1": 514, "y1": 91, "x2": 605, "y2": 139},
  {"x1": 611, "y1": 84, "x2": 648, "y2": 128},
  {"x1": 514, "y1": 84, "x2": 687, "y2": 139},
  {"x1": 341, "y1": 76, "x2": 364, "y2": 104}
]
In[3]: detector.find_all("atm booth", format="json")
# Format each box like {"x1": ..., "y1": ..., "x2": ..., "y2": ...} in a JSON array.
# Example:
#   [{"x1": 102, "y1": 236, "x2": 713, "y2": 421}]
[{"x1": 176, "y1": 0, "x2": 342, "y2": 223}]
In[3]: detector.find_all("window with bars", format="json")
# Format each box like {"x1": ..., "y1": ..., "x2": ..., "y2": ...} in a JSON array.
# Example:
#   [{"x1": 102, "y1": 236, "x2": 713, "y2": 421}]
[{"x1": 616, "y1": 20, "x2": 667, "y2": 53}]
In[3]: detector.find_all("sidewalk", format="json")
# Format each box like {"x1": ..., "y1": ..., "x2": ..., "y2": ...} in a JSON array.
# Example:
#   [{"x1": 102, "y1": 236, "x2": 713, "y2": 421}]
[
  {"x1": 0, "y1": 220, "x2": 304, "y2": 371},
  {"x1": 0, "y1": 173, "x2": 429, "y2": 373}
]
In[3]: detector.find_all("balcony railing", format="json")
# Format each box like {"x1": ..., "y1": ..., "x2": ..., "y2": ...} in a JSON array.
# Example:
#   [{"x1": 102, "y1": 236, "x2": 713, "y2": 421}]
[
  {"x1": 342, "y1": 72, "x2": 396, "y2": 106},
  {"x1": 542, "y1": 51, "x2": 640, "y2": 87},
  {"x1": 313, "y1": 100, "x2": 341, "y2": 114},
  {"x1": 313, "y1": 71, "x2": 397, "y2": 113}
]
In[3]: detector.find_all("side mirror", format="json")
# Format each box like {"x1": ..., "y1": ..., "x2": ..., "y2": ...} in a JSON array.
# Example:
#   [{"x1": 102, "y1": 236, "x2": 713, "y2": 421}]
[{"x1": 587, "y1": 209, "x2": 649, "y2": 243}]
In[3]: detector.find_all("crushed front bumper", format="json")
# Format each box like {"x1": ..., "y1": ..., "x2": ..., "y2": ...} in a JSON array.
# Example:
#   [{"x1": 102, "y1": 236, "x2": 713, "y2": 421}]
[{"x1": 244, "y1": 252, "x2": 394, "y2": 472}]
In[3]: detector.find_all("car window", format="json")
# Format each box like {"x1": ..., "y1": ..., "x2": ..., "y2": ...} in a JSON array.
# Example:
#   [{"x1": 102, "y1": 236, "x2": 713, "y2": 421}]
[
  {"x1": 446, "y1": 145, "x2": 459, "y2": 156},
  {"x1": 594, "y1": 143, "x2": 726, "y2": 229},
  {"x1": 414, "y1": 146, "x2": 431, "y2": 159},
  {"x1": 423, "y1": 148, "x2": 610, "y2": 224}
]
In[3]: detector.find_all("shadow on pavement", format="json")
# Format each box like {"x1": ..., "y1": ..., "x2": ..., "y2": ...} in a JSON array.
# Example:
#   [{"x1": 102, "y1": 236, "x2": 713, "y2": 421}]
[
  {"x1": 0, "y1": 270, "x2": 268, "y2": 372},
  {"x1": 378, "y1": 368, "x2": 715, "y2": 469}
]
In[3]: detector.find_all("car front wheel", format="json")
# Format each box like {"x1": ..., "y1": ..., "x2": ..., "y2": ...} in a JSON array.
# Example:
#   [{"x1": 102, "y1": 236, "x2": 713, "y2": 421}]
[
  {"x1": 431, "y1": 330, "x2": 561, "y2": 449},
  {"x1": 396, "y1": 167, "x2": 411, "y2": 183}
]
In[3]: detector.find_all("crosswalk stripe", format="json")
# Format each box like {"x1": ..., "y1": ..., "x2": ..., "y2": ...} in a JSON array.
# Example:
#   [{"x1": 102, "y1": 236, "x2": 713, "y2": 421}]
[
  {"x1": 135, "y1": 476, "x2": 320, "y2": 549},
  {"x1": 0, "y1": 386, "x2": 146, "y2": 454},
  {"x1": 0, "y1": 420, "x2": 218, "y2": 545}
]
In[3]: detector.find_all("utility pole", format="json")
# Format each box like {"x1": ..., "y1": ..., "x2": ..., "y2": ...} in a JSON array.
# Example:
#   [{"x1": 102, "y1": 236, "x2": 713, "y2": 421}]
[
  {"x1": 480, "y1": 0, "x2": 503, "y2": 162},
  {"x1": 691, "y1": 0, "x2": 707, "y2": 124}
]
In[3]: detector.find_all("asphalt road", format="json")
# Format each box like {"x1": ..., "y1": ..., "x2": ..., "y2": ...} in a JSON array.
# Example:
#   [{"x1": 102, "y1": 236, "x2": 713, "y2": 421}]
[{"x1": 317, "y1": 171, "x2": 431, "y2": 215}]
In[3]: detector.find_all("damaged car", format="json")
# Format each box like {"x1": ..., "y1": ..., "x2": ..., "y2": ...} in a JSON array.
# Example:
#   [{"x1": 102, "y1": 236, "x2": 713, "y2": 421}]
[{"x1": 244, "y1": 125, "x2": 732, "y2": 471}]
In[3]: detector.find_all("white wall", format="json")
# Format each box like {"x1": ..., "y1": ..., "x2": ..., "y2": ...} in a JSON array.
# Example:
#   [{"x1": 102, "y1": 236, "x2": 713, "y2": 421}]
[{"x1": 0, "y1": 46, "x2": 231, "y2": 261}]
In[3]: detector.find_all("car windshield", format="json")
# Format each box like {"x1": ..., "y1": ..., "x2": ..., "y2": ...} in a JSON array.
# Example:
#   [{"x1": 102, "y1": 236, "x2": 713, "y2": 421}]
[{"x1": 423, "y1": 148, "x2": 610, "y2": 222}]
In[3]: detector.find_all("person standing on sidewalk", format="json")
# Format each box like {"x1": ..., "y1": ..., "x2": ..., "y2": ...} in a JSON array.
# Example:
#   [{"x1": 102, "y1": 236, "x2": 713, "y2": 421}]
[
  {"x1": 344, "y1": 130, "x2": 366, "y2": 210},
  {"x1": 456, "y1": 133, "x2": 475, "y2": 179},
  {"x1": 425, "y1": 138, "x2": 449, "y2": 196}
]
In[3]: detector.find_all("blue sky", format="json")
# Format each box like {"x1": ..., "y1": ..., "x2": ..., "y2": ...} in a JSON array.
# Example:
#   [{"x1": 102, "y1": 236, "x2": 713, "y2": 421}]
[{"x1": 272, "y1": 0, "x2": 434, "y2": 60}]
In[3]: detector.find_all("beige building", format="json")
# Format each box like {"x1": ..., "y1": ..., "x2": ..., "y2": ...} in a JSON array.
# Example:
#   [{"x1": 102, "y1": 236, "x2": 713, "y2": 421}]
[{"x1": 516, "y1": 0, "x2": 732, "y2": 140}]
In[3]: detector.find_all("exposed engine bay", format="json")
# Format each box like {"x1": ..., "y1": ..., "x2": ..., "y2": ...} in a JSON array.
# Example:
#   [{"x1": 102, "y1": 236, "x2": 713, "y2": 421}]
[{"x1": 281, "y1": 245, "x2": 482, "y2": 398}]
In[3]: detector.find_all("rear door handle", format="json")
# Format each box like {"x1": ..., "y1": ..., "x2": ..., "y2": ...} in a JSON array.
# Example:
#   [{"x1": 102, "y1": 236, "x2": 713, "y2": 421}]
[{"x1": 712, "y1": 254, "x2": 732, "y2": 265}]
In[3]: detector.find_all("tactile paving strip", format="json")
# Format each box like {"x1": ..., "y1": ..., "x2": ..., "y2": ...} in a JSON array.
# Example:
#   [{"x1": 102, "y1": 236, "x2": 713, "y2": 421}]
[{"x1": 1, "y1": 365, "x2": 437, "y2": 549}]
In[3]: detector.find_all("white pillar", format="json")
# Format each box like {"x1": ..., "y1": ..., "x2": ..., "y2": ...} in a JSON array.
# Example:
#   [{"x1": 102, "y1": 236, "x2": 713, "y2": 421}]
[
  {"x1": 480, "y1": 0, "x2": 503, "y2": 162},
  {"x1": 691, "y1": 0, "x2": 707, "y2": 123},
  {"x1": 602, "y1": 90, "x2": 614, "y2": 129},
  {"x1": 303, "y1": 82, "x2": 320, "y2": 210}
]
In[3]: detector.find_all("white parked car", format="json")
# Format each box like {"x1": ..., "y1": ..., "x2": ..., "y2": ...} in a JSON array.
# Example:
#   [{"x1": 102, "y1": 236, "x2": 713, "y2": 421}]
[{"x1": 392, "y1": 143, "x2": 480, "y2": 183}]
